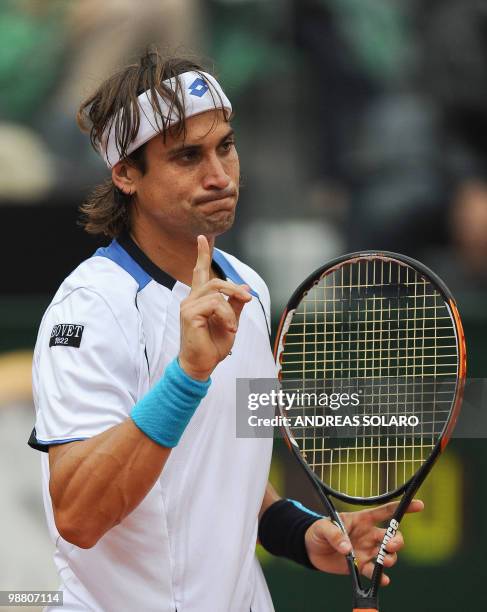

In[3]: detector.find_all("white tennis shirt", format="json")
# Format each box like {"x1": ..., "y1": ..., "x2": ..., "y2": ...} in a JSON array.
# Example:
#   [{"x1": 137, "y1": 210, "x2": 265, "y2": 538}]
[{"x1": 30, "y1": 234, "x2": 277, "y2": 612}]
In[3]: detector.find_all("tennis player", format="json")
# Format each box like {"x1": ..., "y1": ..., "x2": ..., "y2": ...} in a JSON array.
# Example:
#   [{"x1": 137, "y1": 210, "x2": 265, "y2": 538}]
[{"x1": 29, "y1": 49, "x2": 422, "y2": 612}]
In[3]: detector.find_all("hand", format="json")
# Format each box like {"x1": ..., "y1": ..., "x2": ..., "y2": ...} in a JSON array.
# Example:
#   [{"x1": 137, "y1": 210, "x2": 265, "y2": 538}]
[
  {"x1": 179, "y1": 235, "x2": 252, "y2": 380},
  {"x1": 305, "y1": 500, "x2": 424, "y2": 586}
]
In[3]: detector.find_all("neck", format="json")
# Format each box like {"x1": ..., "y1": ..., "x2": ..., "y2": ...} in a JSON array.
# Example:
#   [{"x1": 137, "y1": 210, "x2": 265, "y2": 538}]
[{"x1": 130, "y1": 219, "x2": 217, "y2": 287}]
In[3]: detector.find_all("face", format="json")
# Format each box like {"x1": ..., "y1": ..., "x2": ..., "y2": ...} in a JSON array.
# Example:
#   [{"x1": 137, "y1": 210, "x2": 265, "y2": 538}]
[{"x1": 121, "y1": 110, "x2": 239, "y2": 240}]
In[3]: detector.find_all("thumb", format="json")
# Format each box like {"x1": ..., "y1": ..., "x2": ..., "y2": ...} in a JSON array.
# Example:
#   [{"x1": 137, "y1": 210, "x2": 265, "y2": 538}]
[{"x1": 312, "y1": 518, "x2": 352, "y2": 555}]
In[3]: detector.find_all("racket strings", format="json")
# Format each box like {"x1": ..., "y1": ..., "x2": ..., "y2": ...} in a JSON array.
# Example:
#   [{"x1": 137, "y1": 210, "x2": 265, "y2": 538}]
[{"x1": 279, "y1": 258, "x2": 458, "y2": 499}]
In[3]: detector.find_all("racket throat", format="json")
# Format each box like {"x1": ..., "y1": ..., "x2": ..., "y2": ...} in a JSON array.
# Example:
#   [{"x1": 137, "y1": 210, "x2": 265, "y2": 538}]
[
  {"x1": 352, "y1": 593, "x2": 378, "y2": 611},
  {"x1": 348, "y1": 558, "x2": 379, "y2": 611}
]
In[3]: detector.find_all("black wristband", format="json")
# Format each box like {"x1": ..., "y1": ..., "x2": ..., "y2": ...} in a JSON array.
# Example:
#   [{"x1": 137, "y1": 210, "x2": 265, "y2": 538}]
[{"x1": 258, "y1": 499, "x2": 322, "y2": 569}]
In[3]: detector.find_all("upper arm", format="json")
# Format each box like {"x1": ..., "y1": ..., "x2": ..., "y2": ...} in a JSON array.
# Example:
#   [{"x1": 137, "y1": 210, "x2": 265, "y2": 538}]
[{"x1": 48, "y1": 438, "x2": 83, "y2": 473}]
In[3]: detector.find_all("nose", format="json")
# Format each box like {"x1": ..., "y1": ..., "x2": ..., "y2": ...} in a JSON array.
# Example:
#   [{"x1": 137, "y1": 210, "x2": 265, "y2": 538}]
[{"x1": 201, "y1": 153, "x2": 231, "y2": 191}]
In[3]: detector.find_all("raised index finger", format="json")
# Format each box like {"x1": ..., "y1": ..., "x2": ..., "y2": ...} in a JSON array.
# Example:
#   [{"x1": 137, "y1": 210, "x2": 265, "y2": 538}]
[{"x1": 191, "y1": 235, "x2": 211, "y2": 291}]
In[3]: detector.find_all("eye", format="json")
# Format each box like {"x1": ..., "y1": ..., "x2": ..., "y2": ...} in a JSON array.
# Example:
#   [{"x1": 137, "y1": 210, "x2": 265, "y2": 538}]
[
  {"x1": 176, "y1": 148, "x2": 200, "y2": 163},
  {"x1": 220, "y1": 139, "x2": 236, "y2": 153},
  {"x1": 179, "y1": 149, "x2": 198, "y2": 161}
]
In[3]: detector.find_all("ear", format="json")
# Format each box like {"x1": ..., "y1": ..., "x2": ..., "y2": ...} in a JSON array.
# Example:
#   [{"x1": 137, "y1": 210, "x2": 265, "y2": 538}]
[{"x1": 112, "y1": 161, "x2": 141, "y2": 196}]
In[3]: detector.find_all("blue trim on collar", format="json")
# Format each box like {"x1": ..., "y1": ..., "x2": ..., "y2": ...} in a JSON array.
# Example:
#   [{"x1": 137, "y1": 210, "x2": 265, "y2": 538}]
[
  {"x1": 213, "y1": 249, "x2": 259, "y2": 298},
  {"x1": 93, "y1": 240, "x2": 258, "y2": 298},
  {"x1": 94, "y1": 240, "x2": 152, "y2": 291}
]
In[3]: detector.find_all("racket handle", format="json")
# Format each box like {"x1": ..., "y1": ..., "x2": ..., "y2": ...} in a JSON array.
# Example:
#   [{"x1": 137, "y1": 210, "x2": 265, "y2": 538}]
[{"x1": 352, "y1": 609, "x2": 378, "y2": 612}]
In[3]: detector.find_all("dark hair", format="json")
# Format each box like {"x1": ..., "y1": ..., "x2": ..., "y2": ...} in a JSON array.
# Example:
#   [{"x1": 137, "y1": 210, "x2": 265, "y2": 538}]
[{"x1": 77, "y1": 47, "x2": 227, "y2": 238}]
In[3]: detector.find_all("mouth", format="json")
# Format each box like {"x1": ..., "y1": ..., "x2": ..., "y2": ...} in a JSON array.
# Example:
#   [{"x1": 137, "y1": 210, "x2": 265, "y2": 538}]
[{"x1": 194, "y1": 195, "x2": 236, "y2": 212}]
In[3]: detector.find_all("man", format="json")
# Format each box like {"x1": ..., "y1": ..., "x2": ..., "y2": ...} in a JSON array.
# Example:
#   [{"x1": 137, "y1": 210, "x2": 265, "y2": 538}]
[{"x1": 29, "y1": 49, "x2": 422, "y2": 611}]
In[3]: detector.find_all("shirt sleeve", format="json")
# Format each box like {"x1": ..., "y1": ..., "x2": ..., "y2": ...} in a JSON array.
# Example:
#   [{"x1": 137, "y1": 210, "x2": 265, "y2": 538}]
[{"x1": 32, "y1": 287, "x2": 140, "y2": 448}]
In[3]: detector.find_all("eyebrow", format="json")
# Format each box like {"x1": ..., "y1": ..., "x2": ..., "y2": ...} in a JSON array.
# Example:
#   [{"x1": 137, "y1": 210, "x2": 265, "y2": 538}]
[{"x1": 167, "y1": 128, "x2": 235, "y2": 156}]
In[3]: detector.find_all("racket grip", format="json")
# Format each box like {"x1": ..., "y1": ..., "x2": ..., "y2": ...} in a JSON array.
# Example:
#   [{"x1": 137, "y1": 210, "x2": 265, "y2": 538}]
[{"x1": 352, "y1": 609, "x2": 378, "y2": 612}]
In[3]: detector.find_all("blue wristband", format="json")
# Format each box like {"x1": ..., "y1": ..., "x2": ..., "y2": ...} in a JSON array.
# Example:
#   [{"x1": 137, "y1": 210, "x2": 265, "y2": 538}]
[{"x1": 130, "y1": 358, "x2": 211, "y2": 447}]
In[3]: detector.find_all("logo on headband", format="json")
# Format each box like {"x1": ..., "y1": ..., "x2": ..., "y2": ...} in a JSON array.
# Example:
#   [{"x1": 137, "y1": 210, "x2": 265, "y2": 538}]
[{"x1": 188, "y1": 77, "x2": 209, "y2": 98}]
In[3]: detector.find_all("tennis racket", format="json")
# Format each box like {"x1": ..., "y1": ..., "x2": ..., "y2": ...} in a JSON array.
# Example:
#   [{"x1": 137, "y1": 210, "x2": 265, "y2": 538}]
[{"x1": 274, "y1": 251, "x2": 466, "y2": 611}]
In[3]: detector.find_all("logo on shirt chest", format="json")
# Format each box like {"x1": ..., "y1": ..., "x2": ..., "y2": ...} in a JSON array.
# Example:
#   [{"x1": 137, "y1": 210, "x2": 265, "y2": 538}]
[{"x1": 49, "y1": 323, "x2": 84, "y2": 348}]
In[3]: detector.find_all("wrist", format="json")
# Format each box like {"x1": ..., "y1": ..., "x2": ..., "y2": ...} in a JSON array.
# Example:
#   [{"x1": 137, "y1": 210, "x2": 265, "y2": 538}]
[
  {"x1": 258, "y1": 498, "x2": 322, "y2": 569},
  {"x1": 177, "y1": 355, "x2": 211, "y2": 381},
  {"x1": 131, "y1": 358, "x2": 211, "y2": 447}
]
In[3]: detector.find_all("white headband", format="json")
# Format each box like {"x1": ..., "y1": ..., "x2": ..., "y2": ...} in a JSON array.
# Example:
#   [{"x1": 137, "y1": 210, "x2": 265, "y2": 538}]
[{"x1": 100, "y1": 71, "x2": 232, "y2": 167}]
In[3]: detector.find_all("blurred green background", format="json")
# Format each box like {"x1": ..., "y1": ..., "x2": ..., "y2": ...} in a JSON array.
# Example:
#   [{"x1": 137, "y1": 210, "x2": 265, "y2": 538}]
[{"x1": 1, "y1": 0, "x2": 486, "y2": 610}]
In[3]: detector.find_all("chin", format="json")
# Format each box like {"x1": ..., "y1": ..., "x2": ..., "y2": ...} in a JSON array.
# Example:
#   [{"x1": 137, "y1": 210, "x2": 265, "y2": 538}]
[{"x1": 194, "y1": 211, "x2": 236, "y2": 237}]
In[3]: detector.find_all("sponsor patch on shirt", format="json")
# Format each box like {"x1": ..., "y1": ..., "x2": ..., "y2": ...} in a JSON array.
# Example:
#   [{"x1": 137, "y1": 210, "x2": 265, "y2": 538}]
[{"x1": 49, "y1": 323, "x2": 84, "y2": 348}]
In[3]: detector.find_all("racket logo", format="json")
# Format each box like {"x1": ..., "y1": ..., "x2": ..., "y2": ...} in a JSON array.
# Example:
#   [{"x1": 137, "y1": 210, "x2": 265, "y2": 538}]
[{"x1": 377, "y1": 519, "x2": 399, "y2": 566}]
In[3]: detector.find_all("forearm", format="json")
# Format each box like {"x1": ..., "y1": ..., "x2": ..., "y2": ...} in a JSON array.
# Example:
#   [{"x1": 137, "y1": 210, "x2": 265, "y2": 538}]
[
  {"x1": 49, "y1": 356, "x2": 212, "y2": 547},
  {"x1": 49, "y1": 418, "x2": 170, "y2": 548}
]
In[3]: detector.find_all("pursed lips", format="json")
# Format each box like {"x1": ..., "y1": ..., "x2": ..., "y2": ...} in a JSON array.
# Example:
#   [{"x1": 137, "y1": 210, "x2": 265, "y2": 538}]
[{"x1": 194, "y1": 192, "x2": 237, "y2": 208}]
